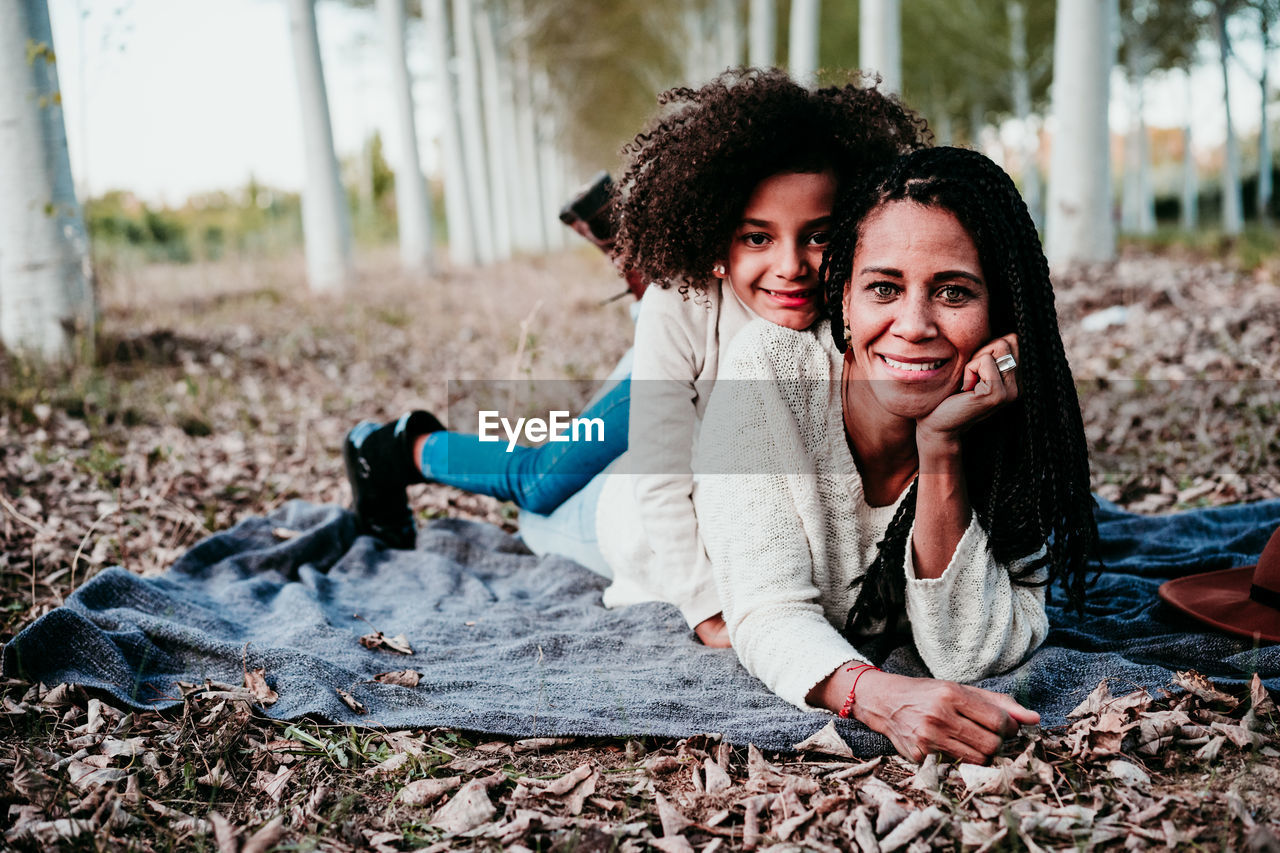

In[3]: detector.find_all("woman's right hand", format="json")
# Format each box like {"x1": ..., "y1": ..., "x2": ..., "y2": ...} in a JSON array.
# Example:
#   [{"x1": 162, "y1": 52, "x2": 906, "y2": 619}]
[{"x1": 848, "y1": 670, "x2": 1038, "y2": 764}]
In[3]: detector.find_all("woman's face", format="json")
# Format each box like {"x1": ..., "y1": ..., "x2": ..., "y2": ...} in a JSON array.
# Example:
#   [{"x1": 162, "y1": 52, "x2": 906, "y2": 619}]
[
  {"x1": 842, "y1": 200, "x2": 992, "y2": 421},
  {"x1": 719, "y1": 170, "x2": 835, "y2": 330}
]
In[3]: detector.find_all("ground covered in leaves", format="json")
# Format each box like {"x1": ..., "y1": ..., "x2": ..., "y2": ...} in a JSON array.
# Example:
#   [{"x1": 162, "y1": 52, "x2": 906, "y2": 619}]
[{"x1": 2, "y1": 247, "x2": 1279, "y2": 850}]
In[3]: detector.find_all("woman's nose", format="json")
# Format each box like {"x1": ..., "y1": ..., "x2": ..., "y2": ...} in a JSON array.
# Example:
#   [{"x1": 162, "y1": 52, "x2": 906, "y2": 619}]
[{"x1": 891, "y1": 294, "x2": 938, "y2": 340}]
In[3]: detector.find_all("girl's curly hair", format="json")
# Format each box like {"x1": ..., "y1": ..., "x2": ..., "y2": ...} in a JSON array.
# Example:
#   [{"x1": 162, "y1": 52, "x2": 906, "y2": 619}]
[
  {"x1": 820, "y1": 147, "x2": 1098, "y2": 640},
  {"x1": 613, "y1": 68, "x2": 930, "y2": 293}
]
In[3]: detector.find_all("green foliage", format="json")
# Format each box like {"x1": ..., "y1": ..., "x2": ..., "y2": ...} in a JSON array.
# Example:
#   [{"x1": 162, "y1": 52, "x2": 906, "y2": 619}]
[{"x1": 85, "y1": 182, "x2": 302, "y2": 264}]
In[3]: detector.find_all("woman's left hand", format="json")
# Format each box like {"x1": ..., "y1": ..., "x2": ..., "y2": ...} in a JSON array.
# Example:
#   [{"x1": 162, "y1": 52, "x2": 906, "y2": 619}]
[{"x1": 915, "y1": 333, "x2": 1020, "y2": 449}]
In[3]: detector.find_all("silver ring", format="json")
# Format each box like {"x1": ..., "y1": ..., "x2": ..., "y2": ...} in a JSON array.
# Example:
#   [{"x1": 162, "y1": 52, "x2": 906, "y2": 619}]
[{"x1": 995, "y1": 353, "x2": 1017, "y2": 374}]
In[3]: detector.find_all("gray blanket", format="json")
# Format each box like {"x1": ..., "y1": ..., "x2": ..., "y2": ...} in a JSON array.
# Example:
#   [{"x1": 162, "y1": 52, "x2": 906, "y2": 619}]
[{"x1": 5, "y1": 498, "x2": 1279, "y2": 754}]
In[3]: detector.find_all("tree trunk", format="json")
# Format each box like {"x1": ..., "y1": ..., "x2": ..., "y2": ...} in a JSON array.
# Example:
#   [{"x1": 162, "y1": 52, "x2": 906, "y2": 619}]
[
  {"x1": 1216, "y1": 5, "x2": 1243, "y2": 235},
  {"x1": 533, "y1": 69, "x2": 565, "y2": 250},
  {"x1": 717, "y1": 0, "x2": 744, "y2": 70},
  {"x1": 788, "y1": 0, "x2": 818, "y2": 83},
  {"x1": 425, "y1": 0, "x2": 475, "y2": 265},
  {"x1": 1259, "y1": 14, "x2": 1272, "y2": 221},
  {"x1": 510, "y1": 5, "x2": 548, "y2": 253},
  {"x1": 1046, "y1": 0, "x2": 1115, "y2": 267},
  {"x1": 451, "y1": 0, "x2": 496, "y2": 263},
  {"x1": 1181, "y1": 72, "x2": 1199, "y2": 230},
  {"x1": 859, "y1": 0, "x2": 901, "y2": 94},
  {"x1": 0, "y1": 0, "x2": 93, "y2": 360},
  {"x1": 285, "y1": 0, "x2": 353, "y2": 292},
  {"x1": 475, "y1": 0, "x2": 513, "y2": 261},
  {"x1": 1007, "y1": 0, "x2": 1042, "y2": 231},
  {"x1": 748, "y1": 0, "x2": 776, "y2": 68},
  {"x1": 377, "y1": 0, "x2": 435, "y2": 274},
  {"x1": 1121, "y1": 43, "x2": 1154, "y2": 234}
]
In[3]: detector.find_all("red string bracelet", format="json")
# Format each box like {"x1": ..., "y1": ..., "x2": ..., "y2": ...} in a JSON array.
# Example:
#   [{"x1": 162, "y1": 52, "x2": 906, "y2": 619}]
[{"x1": 837, "y1": 663, "x2": 881, "y2": 719}]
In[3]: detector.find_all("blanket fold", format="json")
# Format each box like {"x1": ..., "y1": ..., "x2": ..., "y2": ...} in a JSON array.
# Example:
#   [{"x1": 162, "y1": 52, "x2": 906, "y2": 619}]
[{"x1": 5, "y1": 498, "x2": 1279, "y2": 754}]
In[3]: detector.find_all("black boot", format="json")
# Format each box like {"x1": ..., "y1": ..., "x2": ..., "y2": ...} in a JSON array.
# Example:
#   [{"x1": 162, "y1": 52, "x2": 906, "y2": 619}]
[{"x1": 343, "y1": 410, "x2": 443, "y2": 548}]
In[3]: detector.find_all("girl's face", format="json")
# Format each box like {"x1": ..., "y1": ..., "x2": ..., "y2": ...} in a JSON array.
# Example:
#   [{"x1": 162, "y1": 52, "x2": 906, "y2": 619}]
[
  {"x1": 718, "y1": 170, "x2": 835, "y2": 330},
  {"x1": 841, "y1": 200, "x2": 992, "y2": 421}
]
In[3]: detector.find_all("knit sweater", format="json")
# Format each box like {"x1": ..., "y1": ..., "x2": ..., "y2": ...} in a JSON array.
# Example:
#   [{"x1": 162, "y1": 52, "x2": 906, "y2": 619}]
[
  {"x1": 595, "y1": 281, "x2": 754, "y2": 627},
  {"x1": 692, "y1": 319, "x2": 1049, "y2": 711}
]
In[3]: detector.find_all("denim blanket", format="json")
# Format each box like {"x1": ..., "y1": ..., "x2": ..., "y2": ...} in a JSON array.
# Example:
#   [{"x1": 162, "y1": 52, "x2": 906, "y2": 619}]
[{"x1": 4, "y1": 498, "x2": 1279, "y2": 754}]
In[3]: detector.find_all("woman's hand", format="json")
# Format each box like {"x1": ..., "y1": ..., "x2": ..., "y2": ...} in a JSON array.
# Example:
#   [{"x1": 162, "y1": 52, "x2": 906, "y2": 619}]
[
  {"x1": 694, "y1": 613, "x2": 732, "y2": 647},
  {"x1": 915, "y1": 333, "x2": 1020, "y2": 452},
  {"x1": 850, "y1": 670, "x2": 1038, "y2": 765}
]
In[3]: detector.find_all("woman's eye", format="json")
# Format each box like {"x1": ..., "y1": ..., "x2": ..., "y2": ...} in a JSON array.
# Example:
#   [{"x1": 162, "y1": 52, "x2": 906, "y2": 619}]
[
  {"x1": 743, "y1": 233, "x2": 769, "y2": 247},
  {"x1": 869, "y1": 283, "x2": 898, "y2": 299},
  {"x1": 938, "y1": 285, "x2": 972, "y2": 303},
  {"x1": 808, "y1": 231, "x2": 831, "y2": 247}
]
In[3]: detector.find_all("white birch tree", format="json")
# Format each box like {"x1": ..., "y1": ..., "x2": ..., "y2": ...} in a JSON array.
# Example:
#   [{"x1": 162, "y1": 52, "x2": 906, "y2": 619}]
[
  {"x1": 1213, "y1": 1, "x2": 1244, "y2": 234},
  {"x1": 0, "y1": 0, "x2": 92, "y2": 360},
  {"x1": 717, "y1": 0, "x2": 744, "y2": 70},
  {"x1": 475, "y1": 0, "x2": 514, "y2": 261},
  {"x1": 748, "y1": 0, "x2": 776, "y2": 68},
  {"x1": 377, "y1": 0, "x2": 435, "y2": 274},
  {"x1": 451, "y1": 0, "x2": 496, "y2": 263},
  {"x1": 509, "y1": 3, "x2": 548, "y2": 253},
  {"x1": 1046, "y1": 0, "x2": 1116, "y2": 267},
  {"x1": 1007, "y1": 0, "x2": 1043, "y2": 229},
  {"x1": 860, "y1": 0, "x2": 901, "y2": 94},
  {"x1": 788, "y1": 0, "x2": 819, "y2": 82},
  {"x1": 1181, "y1": 70, "x2": 1200, "y2": 229},
  {"x1": 285, "y1": 0, "x2": 353, "y2": 292},
  {"x1": 425, "y1": 0, "x2": 476, "y2": 265}
]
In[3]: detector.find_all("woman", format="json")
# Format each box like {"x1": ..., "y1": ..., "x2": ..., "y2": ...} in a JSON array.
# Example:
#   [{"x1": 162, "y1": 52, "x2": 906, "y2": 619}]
[
  {"x1": 694, "y1": 147, "x2": 1097, "y2": 763},
  {"x1": 344, "y1": 69, "x2": 928, "y2": 646}
]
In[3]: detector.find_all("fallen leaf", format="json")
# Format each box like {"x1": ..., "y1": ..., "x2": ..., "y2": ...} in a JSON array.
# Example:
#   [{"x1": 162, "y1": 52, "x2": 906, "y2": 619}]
[
  {"x1": 1173, "y1": 670, "x2": 1239, "y2": 710},
  {"x1": 793, "y1": 719, "x2": 855, "y2": 758},
  {"x1": 1106, "y1": 759, "x2": 1151, "y2": 788},
  {"x1": 335, "y1": 688, "x2": 367, "y2": 714},
  {"x1": 244, "y1": 668, "x2": 278, "y2": 706},
  {"x1": 365, "y1": 753, "x2": 411, "y2": 776},
  {"x1": 514, "y1": 736, "x2": 575, "y2": 752},
  {"x1": 358, "y1": 631, "x2": 414, "y2": 655},
  {"x1": 398, "y1": 776, "x2": 462, "y2": 805},
  {"x1": 241, "y1": 816, "x2": 285, "y2": 853},
  {"x1": 880, "y1": 805, "x2": 946, "y2": 853},
  {"x1": 703, "y1": 757, "x2": 732, "y2": 794},
  {"x1": 543, "y1": 763, "x2": 594, "y2": 796},
  {"x1": 1067, "y1": 679, "x2": 1114, "y2": 719},
  {"x1": 655, "y1": 791, "x2": 694, "y2": 837},
  {"x1": 431, "y1": 779, "x2": 496, "y2": 834},
  {"x1": 650, "y1": 837, "x2": 696, "y2": 853},
  {"x1": 1243, "y1": 673, "x2": 1277, "y2": 732},
  {"x1": 372, "y1": 669, "x2": 421, "y2": 687}
]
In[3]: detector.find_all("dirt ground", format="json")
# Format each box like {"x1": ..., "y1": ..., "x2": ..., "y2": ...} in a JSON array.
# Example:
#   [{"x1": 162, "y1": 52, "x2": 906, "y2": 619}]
[{"x1": 1, "y1": 246, "x2": 1278, "y2": 850}]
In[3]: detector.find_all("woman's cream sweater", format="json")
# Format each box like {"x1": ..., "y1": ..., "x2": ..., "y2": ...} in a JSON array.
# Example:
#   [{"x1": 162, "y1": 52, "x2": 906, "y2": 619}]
[{"x1": 692, "y1": 319, "x2": 1049, "y2": 711}]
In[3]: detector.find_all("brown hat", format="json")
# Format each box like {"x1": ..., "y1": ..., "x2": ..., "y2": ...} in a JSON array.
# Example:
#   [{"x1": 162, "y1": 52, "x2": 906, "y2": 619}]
[{"x1": 1158, "y1": 525, "x2": 1280, "y2": 644}]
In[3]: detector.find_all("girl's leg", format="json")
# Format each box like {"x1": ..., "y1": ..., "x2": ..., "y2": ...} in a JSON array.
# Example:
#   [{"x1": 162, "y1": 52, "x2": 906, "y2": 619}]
[
  {"x1": 418, "y1": 375, "x2": 629, "y2": 515},
  {"x1": 516, "y1": 468, "x2": 611, "y2": 576}
]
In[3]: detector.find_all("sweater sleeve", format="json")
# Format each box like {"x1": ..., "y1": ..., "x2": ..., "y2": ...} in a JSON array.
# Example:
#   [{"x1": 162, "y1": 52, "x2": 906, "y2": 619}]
[
  {"x1": 623, "y1": 288, "x2": 721, "y2": 627},
  {"x1": 695, "y1": 326, "x2": 868, "y2": 710},
  {"x1": 902, "y1": 520, "x2": 1049, "y2": 683}
]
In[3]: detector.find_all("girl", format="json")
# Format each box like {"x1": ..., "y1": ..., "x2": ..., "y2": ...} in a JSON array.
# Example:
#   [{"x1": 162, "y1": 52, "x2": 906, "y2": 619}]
[
  {"x1": 344, "y1": 68, "x2": 928, "y2": 646},
  {"x1": 694, "y1": 147, "x2": 1098, "y2": 763}
]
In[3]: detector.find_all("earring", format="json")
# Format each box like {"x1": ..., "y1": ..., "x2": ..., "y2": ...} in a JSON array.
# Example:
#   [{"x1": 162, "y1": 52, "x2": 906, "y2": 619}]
[{"x1": 712, "y1": 263, "x2": 726, "y2": 278}]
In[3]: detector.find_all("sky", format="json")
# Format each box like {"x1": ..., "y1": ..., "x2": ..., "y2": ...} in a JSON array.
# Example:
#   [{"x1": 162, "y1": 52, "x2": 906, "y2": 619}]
[{"x1": 45, "y1": 0, "x2": 1276, "y2": 205}]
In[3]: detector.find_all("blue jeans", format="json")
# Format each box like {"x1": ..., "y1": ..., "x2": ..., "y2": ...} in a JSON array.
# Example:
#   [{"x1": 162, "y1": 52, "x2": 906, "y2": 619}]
[{"x1": 419, "y1": 374, "x2": 630, "y2": 516}]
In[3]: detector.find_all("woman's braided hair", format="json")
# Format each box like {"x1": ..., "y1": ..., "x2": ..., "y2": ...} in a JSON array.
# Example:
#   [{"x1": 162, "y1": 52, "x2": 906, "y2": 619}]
[
  {"x1": 614, "y1": 68, "x2": 930, "y2": 293},
  {"x1": 821, "y1": 146, "x2": 1097, "y2": 639}
]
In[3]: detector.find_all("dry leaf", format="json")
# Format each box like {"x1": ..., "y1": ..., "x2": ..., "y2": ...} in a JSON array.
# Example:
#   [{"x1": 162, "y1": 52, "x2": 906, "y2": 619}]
[
  {"x1": 358, "y1": 631, "x2": 414, "y2": 655},
  {"x1": 650, "y1": 837, "x2": 696, "y2": 853},
  {"x1": 514, "y1": 736, "x2": 575, "y2": 752},
  {"x1": 880, "y1": 805, "x2": 946, "y2": 853},
  {"x1": 398, "y1": 776, "x2": 462, "y2": 805},
  {"x1": 335, "y1": 688, "x2": 368, "y2": 714},
  {"x1": 1067, "y1": 679, "x2": 1114, "y2": 719},
  {"x1": 1173, "y1": 670, "x2": 1239, "y2": 710},
  {"x1": 365, "y1": 753, "x2": 410, "y2": 776},
  {"x1": 244, "y1": 667, "x2": 278, "y2": 706},
  {"x1": 1106, "y1": 759, "x2": 1151, "y2": 788},
  {"x1": 1243, "y1": 673, "x2": 1277, "y2": 732},
  {"x1": 543, "y1": 764, "x2": 594, "y2": 796},
  {"x1": 792, "y1": 719, "x2": 855, "y2": 758},
  {"x1": 703, "y1": 757, "x2": 732, "y2": 794},
  {"x1": 431, "y1": 779, "x2": 496, "y2": 834},
  {"x1": 372, "y1": 669, "x2": 421, "y2": 687},
  {"x1": 241, "y1": 816, "x2": 285, "y2": 853},
  {"x1": 655, "y1": 791, "x2": 694, "y2": 837}
]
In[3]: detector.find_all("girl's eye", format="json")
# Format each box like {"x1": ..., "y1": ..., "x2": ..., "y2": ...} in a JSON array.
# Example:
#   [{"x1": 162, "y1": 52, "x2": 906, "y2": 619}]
[
  {"x1": 743, "y1": 233, "x2": 770, "y2": 247},
  {"x1": 808, "y1": 231, "x2": 831, "y2": 247}
]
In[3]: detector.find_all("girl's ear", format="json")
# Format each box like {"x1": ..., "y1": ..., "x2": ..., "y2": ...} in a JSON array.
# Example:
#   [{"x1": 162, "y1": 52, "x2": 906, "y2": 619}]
[{"x1": 712, "y1": 262, "x2": 727, "y2": 279}]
